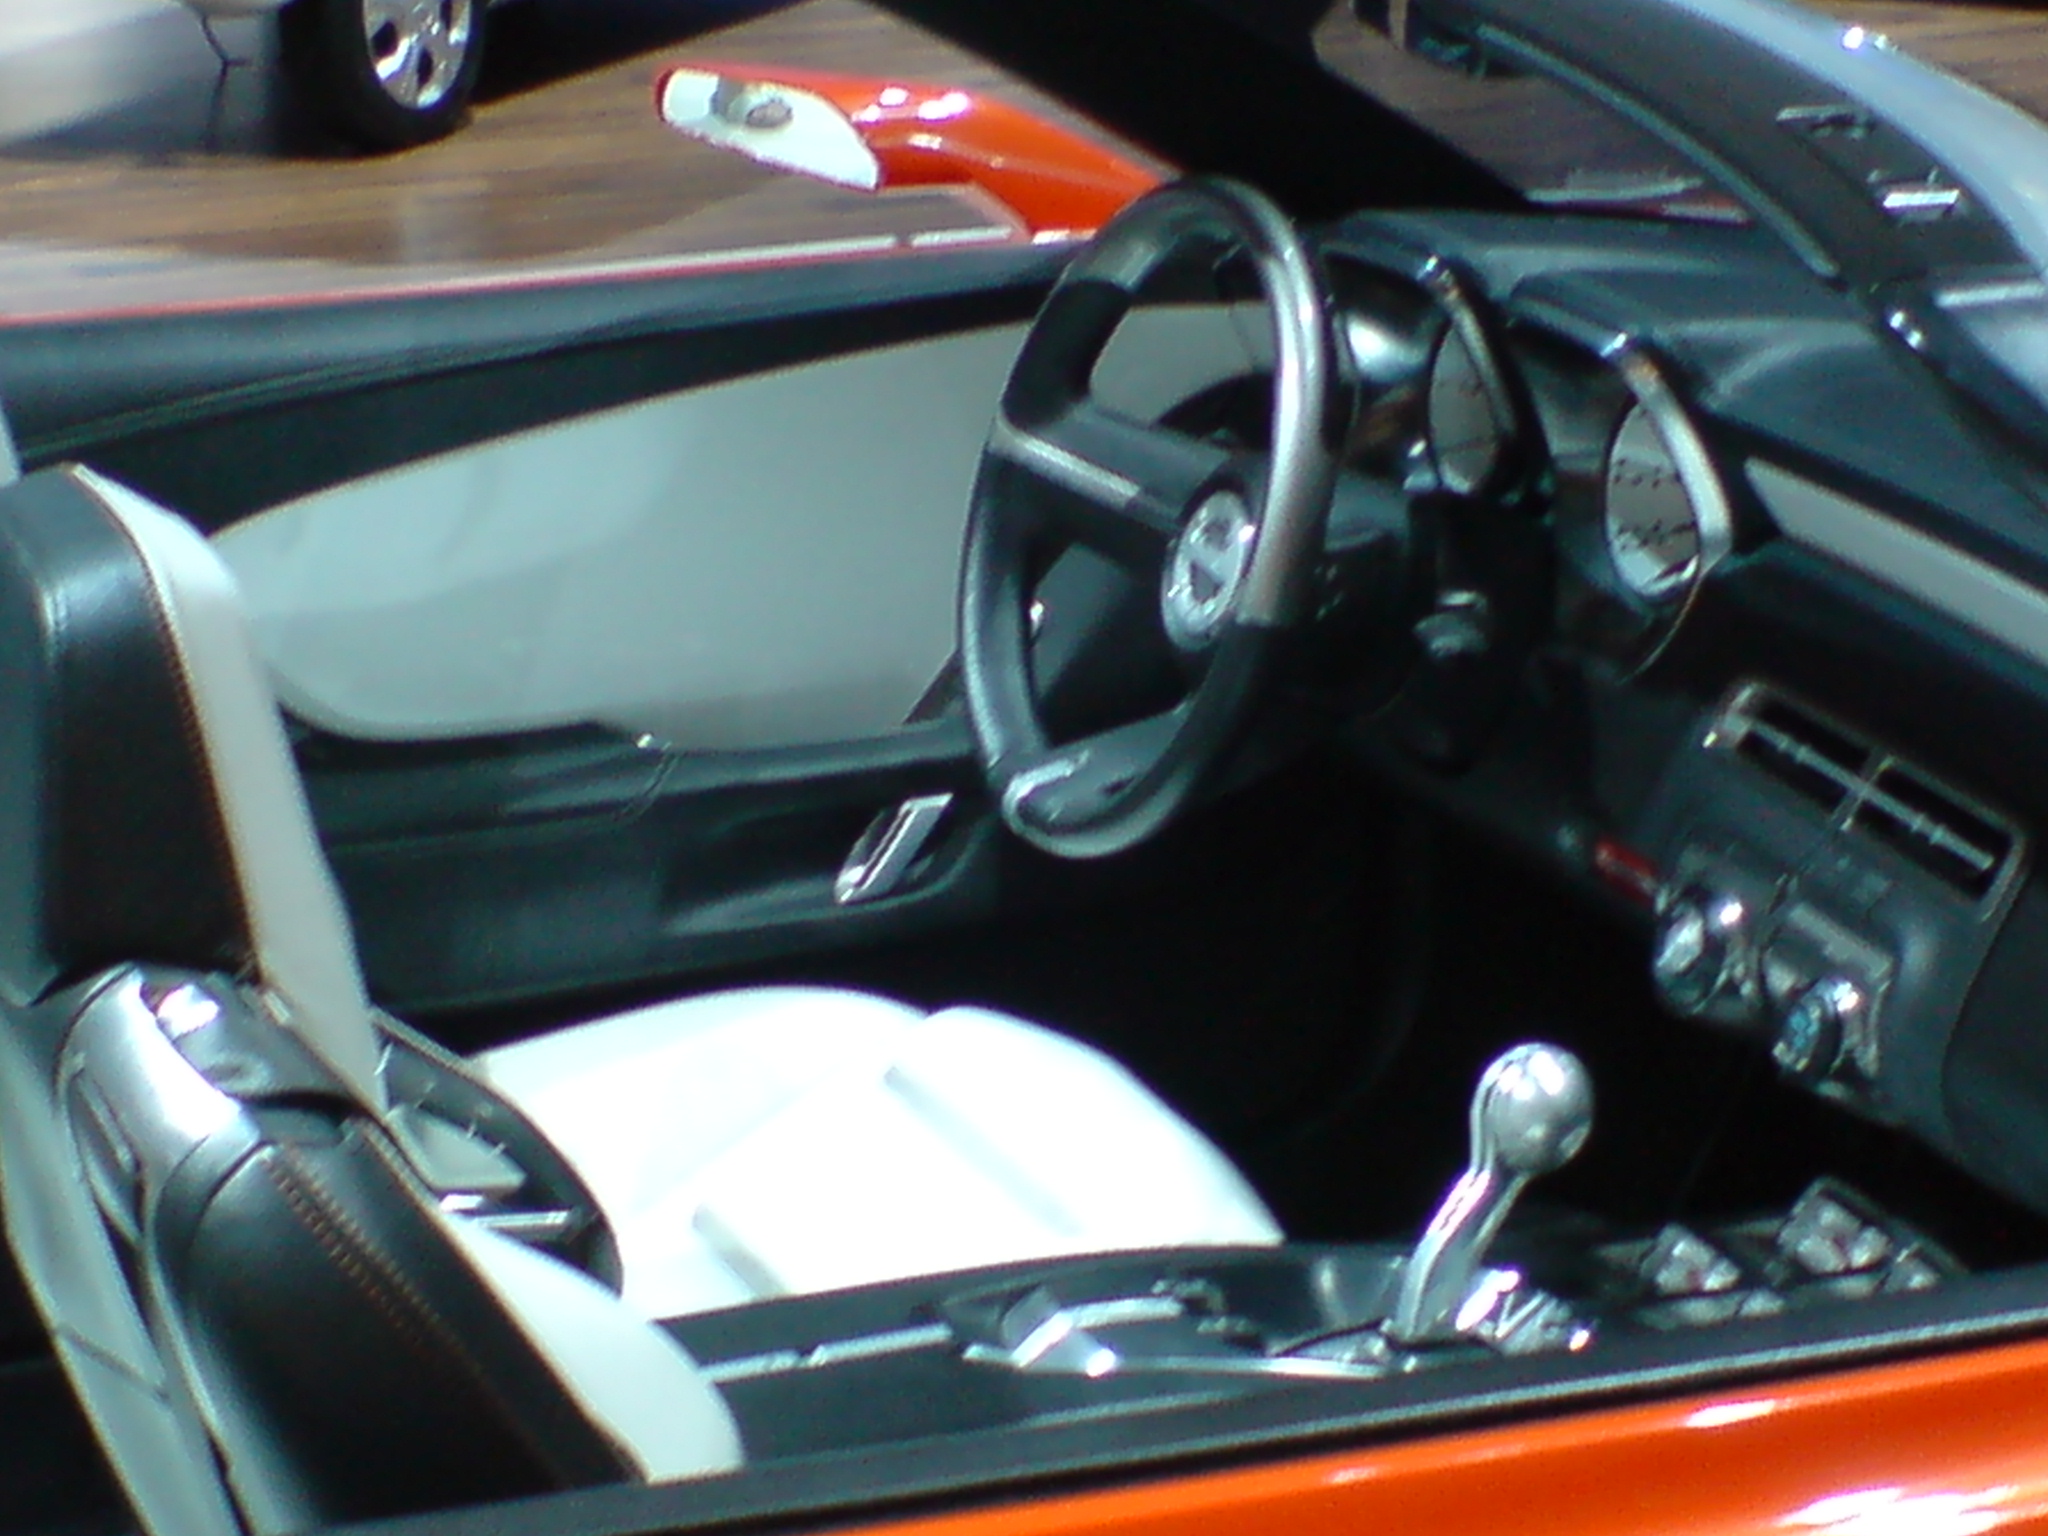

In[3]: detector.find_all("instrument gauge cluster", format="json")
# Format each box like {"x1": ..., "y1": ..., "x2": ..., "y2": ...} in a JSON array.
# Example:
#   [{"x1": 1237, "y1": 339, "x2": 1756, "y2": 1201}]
[
  {"x1": 1326, "y1": 241, "x2": 1738, "y2": 672},
  {"x1": 1424, "y1": 319, "x2": 1516, "y2": 494},
  {"x1": 1329, "y1": 255, "x2": 1526, "y2": 499},
  {"x1": 1562, "y1": 343, "x2": 1736, "y2": 665}
]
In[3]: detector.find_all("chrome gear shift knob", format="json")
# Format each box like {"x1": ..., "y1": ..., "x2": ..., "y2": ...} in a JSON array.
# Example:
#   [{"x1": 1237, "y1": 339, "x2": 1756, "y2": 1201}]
[
  {"x1": 1385, "y1": 1043, "x2": 1593, "y2": 1345},
  {"x1": 1472, "y1": 1042, "x2": 1594, "y2": 1179}
]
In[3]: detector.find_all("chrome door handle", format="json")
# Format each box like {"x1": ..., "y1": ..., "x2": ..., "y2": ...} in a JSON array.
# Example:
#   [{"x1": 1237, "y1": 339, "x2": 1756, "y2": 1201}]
[{"x1": 834, "y1": 793, "x2": 954, "y2": 905}]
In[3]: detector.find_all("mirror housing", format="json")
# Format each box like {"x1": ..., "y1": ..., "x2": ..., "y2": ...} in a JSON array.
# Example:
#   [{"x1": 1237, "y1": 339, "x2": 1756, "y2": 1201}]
[{"x1": 657, "y1": 64, "x2": 1160, "y2": 240}]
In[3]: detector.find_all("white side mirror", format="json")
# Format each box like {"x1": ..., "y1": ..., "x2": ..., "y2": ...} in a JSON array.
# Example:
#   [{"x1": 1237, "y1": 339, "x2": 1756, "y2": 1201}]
[{"x1": 658, "y1": 68, "x2": 882, "y2": 191}]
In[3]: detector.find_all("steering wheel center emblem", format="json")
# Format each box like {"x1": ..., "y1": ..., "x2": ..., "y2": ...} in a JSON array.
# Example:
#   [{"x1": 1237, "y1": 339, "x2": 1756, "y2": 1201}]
[{"x1": 1161, "y1": 489, "x2": 1257, "y2": 649}]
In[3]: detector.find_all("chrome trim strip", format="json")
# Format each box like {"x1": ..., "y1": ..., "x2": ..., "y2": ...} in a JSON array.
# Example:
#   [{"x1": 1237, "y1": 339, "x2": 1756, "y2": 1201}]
[
  {"x1": 986, "y1": 416, "x2": 1143, "y2": 508},
  {"x1": 1876, "y1": 181, "x2": 1965, "y2": 222},
  {"x1": 907, "y1": 227, "x2": 1018, "y2": 251},
  {"x1": 958, "y1": 1339, "x2": 1382, "y2": 1380},
  {"x1": 834, "y1": 792, "x2": 955, "y2": 905},
  {"x1": 1749, "y1": 460, "x2": 2048, "y2": 675},
  {"x1": 1938, "y1": 280, "x2": 2048, "y2": 311},
  {"x1": 703, "y1": 1324, "x2": 955, "y2": 1384},
  {"x1": 468, "y1": 1209, "x2": 581, "y2": 1243},
  {"x1": 1419, "y1": 257, "x2": 1520, "y2": 496},
  {"x1": 1662, "y1": 0, "x2": 2048, "y2": 285}
]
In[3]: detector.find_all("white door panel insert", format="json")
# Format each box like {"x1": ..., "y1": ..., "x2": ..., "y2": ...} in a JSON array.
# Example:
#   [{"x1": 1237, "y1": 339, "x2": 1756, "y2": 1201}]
[{"x1": 215, "y1": 324, "x2": 1028, "y2": 750}]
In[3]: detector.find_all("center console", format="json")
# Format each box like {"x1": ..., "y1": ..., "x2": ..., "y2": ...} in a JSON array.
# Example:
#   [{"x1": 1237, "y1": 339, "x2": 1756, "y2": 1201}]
[{"x1": 665, "y1": 1045, "x2": 1962, "y2": 1463}]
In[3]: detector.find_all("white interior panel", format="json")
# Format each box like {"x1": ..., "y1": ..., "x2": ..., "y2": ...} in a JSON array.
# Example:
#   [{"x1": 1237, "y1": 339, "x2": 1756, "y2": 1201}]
[
  {"x1": 1091, "y1": 301, "x2": 1274, "y2": 423},
  {"x1": 214, "y1": 324, "x2": 1027, "y2": 749},
  {"x1": 445, "y1": 1220, "x2": 744, "y2": 1484}
]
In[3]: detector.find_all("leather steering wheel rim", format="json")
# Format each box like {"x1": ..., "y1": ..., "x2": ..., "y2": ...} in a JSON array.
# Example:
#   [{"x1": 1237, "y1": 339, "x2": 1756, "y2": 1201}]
[{"x1": 959, "y1": 178, "x2": 1341, "y2": 859}]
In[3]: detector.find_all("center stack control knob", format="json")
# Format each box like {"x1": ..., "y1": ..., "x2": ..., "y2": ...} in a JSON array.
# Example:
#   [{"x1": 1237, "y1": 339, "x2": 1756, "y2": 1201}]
[
  {"x1": 1651, "y1": 884, "x2": 1758, "y2": 1023},
  {"x1": 1772, "y1": 975, "x2": 1864, "y2": 1085}
]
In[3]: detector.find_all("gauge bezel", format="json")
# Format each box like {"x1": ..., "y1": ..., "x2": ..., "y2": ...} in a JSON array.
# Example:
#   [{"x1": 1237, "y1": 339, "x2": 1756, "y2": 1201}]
[
  {"x1": 1419, "y1": 259, "x2": 1522, "y2": 497},
  {"x1": 1599, "y1": 345, "x2": 1735, "y2": 605},
  {"x1": 1603, "y1": 398, "x2": 1707, "y2": 601}
]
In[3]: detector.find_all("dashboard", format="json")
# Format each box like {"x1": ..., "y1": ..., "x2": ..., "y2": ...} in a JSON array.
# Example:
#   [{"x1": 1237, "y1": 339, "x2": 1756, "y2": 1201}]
[{"x1": 1309, "y1": 207, "x2": 2048, "y2": 1221}]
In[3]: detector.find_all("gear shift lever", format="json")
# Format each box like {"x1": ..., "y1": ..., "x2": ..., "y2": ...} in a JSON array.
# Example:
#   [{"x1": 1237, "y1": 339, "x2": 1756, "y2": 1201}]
[{"x1": 1386, "y1": 1043, "x2": 1593, "y2": 1346}]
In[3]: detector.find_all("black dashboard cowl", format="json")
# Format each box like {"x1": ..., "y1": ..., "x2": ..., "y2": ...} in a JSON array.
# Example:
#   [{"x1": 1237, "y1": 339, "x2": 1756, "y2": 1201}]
[{"x1": 1944, "y1": 885, "x2": 2048, "y2": 1214}]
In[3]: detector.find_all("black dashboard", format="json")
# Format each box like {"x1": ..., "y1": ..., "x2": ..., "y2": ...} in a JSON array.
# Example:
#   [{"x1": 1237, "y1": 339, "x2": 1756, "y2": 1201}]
[{"x1": 1313, "y1": 207, "x2": 2048, "y2": 1222}]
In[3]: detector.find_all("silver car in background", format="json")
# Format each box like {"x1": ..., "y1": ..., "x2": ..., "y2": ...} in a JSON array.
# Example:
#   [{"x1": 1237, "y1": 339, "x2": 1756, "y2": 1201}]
[{"x1": 183, "y1": 0, "x2": 494, "y2": 147}]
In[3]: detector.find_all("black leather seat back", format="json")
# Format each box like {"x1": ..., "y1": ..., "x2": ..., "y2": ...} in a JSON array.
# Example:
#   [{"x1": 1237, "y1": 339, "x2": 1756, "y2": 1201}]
[
  {"x1": 0, "y1": 469, "x2": 641, "y2": 1531},
  {"x1": 150, "y1": 1035, "x2": 637, "y2": 1525},
  {"x1": 0, "y1": 467, "x2": 251, "y2": 1007},
  {"x1": 60, "y1": 967, "x2": 638, "y2": 1530}
]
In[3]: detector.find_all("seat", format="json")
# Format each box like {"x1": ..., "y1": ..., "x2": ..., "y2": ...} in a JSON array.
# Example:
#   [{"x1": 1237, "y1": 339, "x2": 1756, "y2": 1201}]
[
  {"x1": 0, "y1": 463, "x2": 1279, "y2": 1330},
  {"x1": 0, "y1": 464, "x2": 744, "y2": 1535},
  {"x1": 55, "y1": 970, "x2": 745, "y2": 1532},
  {"x1": 477, "y1": 987, "x2": 1281, "y2": 1317}
]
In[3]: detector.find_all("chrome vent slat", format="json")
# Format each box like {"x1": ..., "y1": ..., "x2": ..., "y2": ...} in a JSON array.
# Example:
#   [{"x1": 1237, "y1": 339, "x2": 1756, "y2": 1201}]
[
  {"x1": 1710, "y1": 686, "x2": 2019, "y2": 903},
  {"x1": 1739, "y1": 720, "x2": 1859, "y2": 810},
  {"x1": 1851, "y1": 778, "x2": 2001, "y2": 882}
]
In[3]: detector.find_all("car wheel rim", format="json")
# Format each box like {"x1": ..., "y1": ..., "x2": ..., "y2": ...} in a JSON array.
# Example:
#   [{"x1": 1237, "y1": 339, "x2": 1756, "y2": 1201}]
[{"x1": 361, "y1": 0, "x2": 475, "y2": 113}]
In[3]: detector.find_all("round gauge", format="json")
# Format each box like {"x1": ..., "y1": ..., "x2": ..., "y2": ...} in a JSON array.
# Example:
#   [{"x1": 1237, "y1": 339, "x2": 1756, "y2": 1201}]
[
  {"x1": 1602, "y1": 400, "x2": 1704, "y2": 601},
  {"x1": 1425, "y1": 324, "x2": 1512, "y2": 494}
]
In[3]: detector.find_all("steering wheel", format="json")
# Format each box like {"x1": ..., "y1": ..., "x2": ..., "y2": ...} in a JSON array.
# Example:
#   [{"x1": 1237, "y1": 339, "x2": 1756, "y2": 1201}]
[{"x1": 959, "y1": 178, "x2": 1342, "y2": 858}]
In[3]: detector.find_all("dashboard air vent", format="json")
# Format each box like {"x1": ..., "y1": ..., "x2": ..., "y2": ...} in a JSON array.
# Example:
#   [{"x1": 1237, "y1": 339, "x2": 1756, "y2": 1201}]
[
  {"x1": 1729, "y1": 692, "x2": 1867, "y2": 817},
  {"x1": 1710, "y1": 685, "x2": 2020, "y2": 902},
  {"x1": 1852, "y1": 763, "x2": 2013, "y2": 900}
]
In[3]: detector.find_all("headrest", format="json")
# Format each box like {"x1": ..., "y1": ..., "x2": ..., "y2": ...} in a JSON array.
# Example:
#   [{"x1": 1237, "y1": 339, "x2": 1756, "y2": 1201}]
[{"x1": 0, "y1": 466, "x2": 383, "y2": 1105}]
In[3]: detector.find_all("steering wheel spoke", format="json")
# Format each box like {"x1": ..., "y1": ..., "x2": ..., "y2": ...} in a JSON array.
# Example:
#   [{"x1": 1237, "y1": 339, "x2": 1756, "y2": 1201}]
[
  {"x1": 990, "y1": 404, "x2": 1234, "y2": 572},
  {"x1": 996, "y1": 710, "x2": 1185, "y2": 838}
]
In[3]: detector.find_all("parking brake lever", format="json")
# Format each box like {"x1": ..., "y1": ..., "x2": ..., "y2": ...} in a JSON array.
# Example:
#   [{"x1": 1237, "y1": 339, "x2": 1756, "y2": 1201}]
[{"x1": 1385, "y1": 1043, "x2": 1593, "y2": 1346}]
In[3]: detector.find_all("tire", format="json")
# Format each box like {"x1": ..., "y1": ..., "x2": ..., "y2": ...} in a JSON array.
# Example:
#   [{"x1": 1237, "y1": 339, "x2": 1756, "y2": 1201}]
[{"x1": 279, "y1": 0, "x2": 485, "y2": 151}]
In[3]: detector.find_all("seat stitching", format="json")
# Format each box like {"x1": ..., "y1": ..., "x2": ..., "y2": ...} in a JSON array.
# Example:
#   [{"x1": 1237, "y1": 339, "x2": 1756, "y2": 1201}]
[
  {"x1": 96, "y1": 495, "x2": 257, "y2": 969},
  {"x1": 259, "y1": 1143, "x2": 598, "y2": 1476}
]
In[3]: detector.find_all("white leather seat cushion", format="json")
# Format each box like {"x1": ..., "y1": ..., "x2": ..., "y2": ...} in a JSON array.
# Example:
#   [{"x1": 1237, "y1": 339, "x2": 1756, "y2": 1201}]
[
  {"x1": 476, "y1": 988, "x2": 1281, "y2": 1319},
  {"x1": 445, "y1": 1219, "x2": 743, "y2": 1483}
]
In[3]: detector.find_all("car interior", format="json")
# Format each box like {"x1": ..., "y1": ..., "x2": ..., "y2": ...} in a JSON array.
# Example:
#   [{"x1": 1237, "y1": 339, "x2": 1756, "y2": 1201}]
[{"x1": 9, "y1": 3, "x2": 2048, "y2": 1536}]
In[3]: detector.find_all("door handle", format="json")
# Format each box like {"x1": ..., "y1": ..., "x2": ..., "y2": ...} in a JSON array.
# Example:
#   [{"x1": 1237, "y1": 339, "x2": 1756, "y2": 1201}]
[{"x1": 834, "y1": 793, "x2": 954, "y2": 905}]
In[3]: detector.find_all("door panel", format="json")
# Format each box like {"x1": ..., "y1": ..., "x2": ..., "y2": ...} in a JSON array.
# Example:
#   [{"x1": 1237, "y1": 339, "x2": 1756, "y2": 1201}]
[
  {"x1": 214, "y1": 324, "x2": 1025, "y2": 750},
  {"x1": 0, "y1": 244, "x2": 1063, "y2": 518},
  {"x1": 309, "y1": 719, "x2": 1000, "y2": 1015},
  {"x1": 0, "y1": 244, "x2": 1194, "y2": 1016},
  {"x1": 10, "y1": 248, "x2": 1066, "y2": 1013}
]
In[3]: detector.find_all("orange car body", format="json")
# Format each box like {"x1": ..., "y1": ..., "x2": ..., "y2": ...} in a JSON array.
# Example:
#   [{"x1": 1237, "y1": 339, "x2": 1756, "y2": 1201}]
[
  {"x1": 854, "y1": 1338, "x2": 2048, "y2": 1536},
  {"x1": 657, "y1": 62, "x2": 1161, "y2": 239}
]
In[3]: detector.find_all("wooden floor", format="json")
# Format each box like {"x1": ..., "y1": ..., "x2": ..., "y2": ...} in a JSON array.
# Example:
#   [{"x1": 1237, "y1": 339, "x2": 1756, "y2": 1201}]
[{"x1": 0, "y1": 0, "x2": 2044, "y2": 320}]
